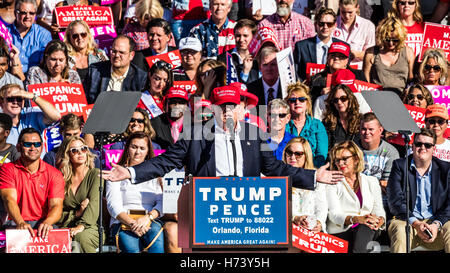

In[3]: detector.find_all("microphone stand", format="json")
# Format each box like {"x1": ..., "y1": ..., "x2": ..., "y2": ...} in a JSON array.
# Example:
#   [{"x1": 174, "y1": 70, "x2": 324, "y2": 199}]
[{"x1": 399, "y1": 130, "x2": 411, "y2": 253}]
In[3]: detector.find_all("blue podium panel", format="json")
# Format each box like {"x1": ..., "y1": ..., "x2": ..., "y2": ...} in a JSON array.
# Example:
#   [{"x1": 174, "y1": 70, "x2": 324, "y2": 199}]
[{"x1": 190, "y1": 176, "x2": 292, "y2": 248}]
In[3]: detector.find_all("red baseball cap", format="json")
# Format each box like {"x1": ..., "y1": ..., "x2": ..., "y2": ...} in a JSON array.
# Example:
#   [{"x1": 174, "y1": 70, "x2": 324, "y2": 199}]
[
  {"x1": 164, "y1": 87, "x2": 189, "y2": 101},
  {"x1": 211, "y1": 85, "x2": 241, "y2": 105},
  {"x1": 331, "y1": 69, "x2": 357, "y2": 93},
  {"x1": 329, "y1": 42, "x2": 350, "y2": 58},
  {"x1": 229, "y1": 82, "x2": 259, "y2": 108}
]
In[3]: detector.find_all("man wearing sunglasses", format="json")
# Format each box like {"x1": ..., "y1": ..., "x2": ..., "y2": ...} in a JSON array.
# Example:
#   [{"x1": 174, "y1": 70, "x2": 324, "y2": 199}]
[
  {"x1": 6, "y1": 0, "x2": 52, "y2": 74},
  {"x1": 0, "y1": 128, "x2": 65, "y2": 239},
  {"x1": 387, "y1": 128, "x2": 450, "y2": 253},
  {"x1": 425, "y1": 104, "x2": 450, "y2": 162}
]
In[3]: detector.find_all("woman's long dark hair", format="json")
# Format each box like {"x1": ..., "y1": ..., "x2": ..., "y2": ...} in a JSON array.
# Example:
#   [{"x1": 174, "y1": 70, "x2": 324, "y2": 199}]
[
  {"x1": 117, "y1": 131, "x2": 155, "y2": 167},
  {"x1": 41, "y1": 39, "x2": 70, "y2": 80}
]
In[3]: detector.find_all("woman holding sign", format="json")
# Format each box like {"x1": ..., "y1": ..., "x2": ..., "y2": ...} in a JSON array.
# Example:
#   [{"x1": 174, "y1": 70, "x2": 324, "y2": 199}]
[
  {"x1": 106, "y1": 131, "x2": 164, "y2": 253},
  {"x1": 56, "y1": 136, "x2": 103, "y2": 253},
  {"x1": 326, "y1": 140, "x2": 386, "y2": 253}
]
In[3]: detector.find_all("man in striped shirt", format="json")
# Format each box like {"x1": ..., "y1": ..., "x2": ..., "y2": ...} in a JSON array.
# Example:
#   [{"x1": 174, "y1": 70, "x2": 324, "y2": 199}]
[{"x1": 189, "y1": 0, "x2": 236, "y2": 59}]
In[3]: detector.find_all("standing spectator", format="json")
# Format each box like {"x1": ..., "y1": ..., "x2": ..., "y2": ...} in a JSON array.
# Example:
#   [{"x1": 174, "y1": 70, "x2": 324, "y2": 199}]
[
  {"x1": 387, "y1": 128, "x2": 450, "y2": 253},
  {"x1": 83, "y1": 35, "x2": 148, "y2": 104},
  {"x1": 267, "y1": 98, "x2": 295, "y2": 160},
  {"x1": 258, "y1": 0, "x2": 316, "y2": 50},
  {"x1": 0, "y1": 128, "x2": 65, "y2": 238},
  {"x1": 332, "y1": 0, "x2": 376, "y2": 70},
  {"x1": 7, "y1": 0, "x2": 52, "y2": 74},
  {"x1": 172, "y1": 37, "x2": 202, "y2": 82},
  {"x1": 327, "y1": 140, "x2": 386, "y2": 253},
  {"x1": 425, "y1": 104, "x2": 450, "y2": 162},
  {"x1": 363, "y1": 16, "x2": 415, "y2": 96},
  {"x1": 171, "y1": 0, "x2": 210, "y2": 44},
  {"x1": 55, "y1": 136, "x2": 103, "y2": 253},
  {"x1": 189, "y1": 0, "x2": 236, "y2": 59},
  {"x1": 26, "y1": 40, "x2": 82, "y2": 85},
  {"x1": 0, "y1": 84, "x2": 61, "y2": 145},
  {"x1": 417, "y1": 48, "x2": 448, "y2": 86}
]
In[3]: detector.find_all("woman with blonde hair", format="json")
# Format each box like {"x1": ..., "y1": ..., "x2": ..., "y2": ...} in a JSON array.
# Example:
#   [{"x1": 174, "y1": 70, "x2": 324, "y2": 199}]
[
  {"x1": 363, "y1": 16, "x2": 415, "y2": 95},
  {"x1": 417, "y1": 48, "x2": 449, "y2": 86},
  {"x1": 285, "y1": 82, "x2": 328, "y2": 167},
  {"x1": 282, "y1": 137, "x2": 328, "y2": 233},
  {"x1": 55, "y1": 135, "x2": 103, "y2": 253},
  {"x1": 63, "y1": 20, "x2": 108, "y2": 82}
]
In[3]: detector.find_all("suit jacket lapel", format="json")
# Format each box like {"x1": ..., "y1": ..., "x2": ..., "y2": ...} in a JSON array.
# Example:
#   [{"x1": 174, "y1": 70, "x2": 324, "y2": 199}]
[
  {"x1": 307, "y1": 37, "x2": 316, "y2": 63},
  {"x1": 430, "y1": 161, "x2": 440, "y2": 213}
]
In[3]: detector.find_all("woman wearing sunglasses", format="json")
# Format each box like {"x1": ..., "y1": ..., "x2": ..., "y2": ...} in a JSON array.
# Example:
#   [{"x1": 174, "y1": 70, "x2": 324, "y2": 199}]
[
  {"x1": 417, "y1": 48, "x2": 448, "y2": 86},
  {"x1": 425, "y1": 104, "x2": 450, "y2": 162},
  {"x1": 282, "y1": 137, "x2": 327, "y2": 233},
  {"x1": 327, "y1": 140, "x2": 385, "y2": 253},
  {"x1": 322, "y1": 84, "x2": 361, "y2": 149},
  {"x1": 284, "y1": 82, "x2": 328, "y2": 168},
  {"x1": 402, "y1": 83, "x2": 434, "y2": 108},
  {"x1": 55, "y1": 136, "x2": 103, "y2": 253},
  {"x1": 63, "y1": 20, "x2": 108, "y2": 82}
]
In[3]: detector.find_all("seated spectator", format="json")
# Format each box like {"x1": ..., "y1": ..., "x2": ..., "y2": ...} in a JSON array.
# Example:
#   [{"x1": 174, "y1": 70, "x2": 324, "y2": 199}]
[
  {"x1": 7, "y1": 0, "x2": 52, "y2": 74},
  {"x1": 139, "y1": 60, "x2": 173, "y2": 113},
  {"x1": 401, "y1": 84, "x2": 434, "y2": 108},
  {"x1": 285, "y1": 82, "x2": 328, "y2": 167},
  {"x1": 83, "y1": 35, "x2": 147, "y2": 104},
  {"x1": 425, "y1": 104, "x2": 450, "y2": 162},
  {"x1": 106, "y1": 131, "x2": 164, "y2": 253},
  {"x1": 322, "y1": 84, "x2": 361, "y2": 149},
  {"x1": 151, "y1": 87, "x2": 189, "y2": 149},
  {"x1": 0, "y1": 128, "x2": 65, "y2": 238},
  {"x1": 55, "y1": 136, "x2": 103, "y2": 253},
  {"x1": 417, "y1": 48, "x2": 448, "y2": 86},
  {"x1": 132, "y1": 18, "x2": 177, "y2": 72},
  {"x1": 363, "y1": 16, "x2": 414, "y2": 96},
  {"x1": 43, "y1": 113, "x2": 100, "y2": 168},
  {"x1": 0, "y1": 113, "x2": 20, "y2": 164},
  {"x1": 63, "y1": 20, "x2": 109, "y2": 82},
  {"x1": 26, "y1": 40, "x2": 82, "y2": 85},
  {"x1": 173, "y1": 37, "x2": 203, "y2": 82},
  {"x1": 283, "y1": 137, "x2": 327, "y2": 232},
  {"x1": 258, "y1": 0, "x2": 316, "y2": 50},
  {"x1": 333, "y1": 0, "x2": 376, "y2": 69},
  {"x1": 327, "y1": 140, "x2": 386, "y2": 253},
  {"x1": 0, "y1": 84, "x2": 61, "y2": 145},
  {"x1": 267, "y1": 98, "x2": 295, "y2": 160},
  {"x1": 189, "y1": 0, "x2": 236, "y2": 59},
  {"x1": 387, "y1": 128, "x2": 450, "y2": 253},
  {"x1": 0, "y1": 37, "x2": 24, "y2": 88},
  {"x1": 192, "y1": 59, "x2": 227, "y2": 101}
]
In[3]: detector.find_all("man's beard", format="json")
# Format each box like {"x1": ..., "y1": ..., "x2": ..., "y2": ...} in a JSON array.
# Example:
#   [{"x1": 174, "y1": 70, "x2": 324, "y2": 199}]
[{"x1": 276, "y1": 1, "x2": 291, "y2": 17}]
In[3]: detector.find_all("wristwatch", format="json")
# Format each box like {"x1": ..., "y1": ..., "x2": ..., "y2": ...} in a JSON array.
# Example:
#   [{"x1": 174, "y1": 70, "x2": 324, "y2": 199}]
[{"x1": 32, "y1": 93, "x2": 38, "y2": 102}]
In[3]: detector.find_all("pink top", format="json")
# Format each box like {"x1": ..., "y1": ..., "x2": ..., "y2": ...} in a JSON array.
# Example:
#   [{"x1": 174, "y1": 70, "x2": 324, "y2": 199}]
[{"x1": 351, "y1": 188, "x2": 363, "y2": 229}]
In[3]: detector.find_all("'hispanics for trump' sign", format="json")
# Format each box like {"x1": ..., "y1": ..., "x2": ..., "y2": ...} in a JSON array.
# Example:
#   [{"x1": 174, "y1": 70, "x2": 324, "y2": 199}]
[
  {"x1": 190, "y1": 176, "x2": 291, "y2": 248},
  {"x1": 55, "y1": 6, "x2": 114, "y2": 28},
  {"x1": 420, "y1": 22, "x2": 450, "y2": 62},
  {"x1": 6, "y1": 229, "x2": 71, "y2": 253},
  {"x1": 292, "y1": 224, "x2": 348, "y2": 253},
  {"x1": 145, "y1": 50, "x2": 182, "y2": 69}
]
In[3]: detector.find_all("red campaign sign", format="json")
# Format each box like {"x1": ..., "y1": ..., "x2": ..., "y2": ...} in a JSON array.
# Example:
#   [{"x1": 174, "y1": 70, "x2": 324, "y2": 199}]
[
  {"x1": 420, "y1": 22, "x2": 450, "y2": 62},
  {"x1": 306, "y1": 63, "x2": 359, "y2": 84},
  {"x1": 55, "y1": 6, "x2": 114, "y2": 28},
  {"x1": 6, "y1": 229, "x2": 71, "y2": 253},
  {"x1": 173, "y1": 81, "x2": 197, "y2": 94},
  {"x1": 387, "y1": 104, "x2": 426, "y2": 146},
  {"x1": 82, "y1": 104, "x2": 95, "y2": 122},
  {"x1": 292, "y1": 224, "x2": 348, "y2": 253},
  {"x1": 354, "y1": 80, "x2": 382, "y2": 92},
  {"x1": 145, "y1": 50, "x2": 182, "y2": 69},
  {"x1": 28, "y1": 82, "x2": 88, "y2": 117}
]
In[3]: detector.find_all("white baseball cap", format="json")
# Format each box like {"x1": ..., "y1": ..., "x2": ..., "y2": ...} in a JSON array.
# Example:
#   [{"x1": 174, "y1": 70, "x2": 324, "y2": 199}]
[{"x1": 179, "y1": 37, "x2": 202, "y2": 52}]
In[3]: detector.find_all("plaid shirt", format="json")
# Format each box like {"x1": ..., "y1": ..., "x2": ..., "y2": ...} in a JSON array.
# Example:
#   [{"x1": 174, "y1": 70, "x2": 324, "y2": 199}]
[
  {"x1": 189, "y1": 18, "x2": 236, "y2": 59},
  {"x1": 258, "y1": 11, "x2": 316, "y2": 50}
]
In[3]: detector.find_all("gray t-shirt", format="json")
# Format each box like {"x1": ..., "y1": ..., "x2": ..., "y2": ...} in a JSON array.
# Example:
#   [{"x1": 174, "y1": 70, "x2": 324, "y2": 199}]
[
  {"x1": 0, "y1": 144, "x2": 20, "y2": 164},
  {"x1": 360, "y1": 139, "x2": 400, "y2": 182}
]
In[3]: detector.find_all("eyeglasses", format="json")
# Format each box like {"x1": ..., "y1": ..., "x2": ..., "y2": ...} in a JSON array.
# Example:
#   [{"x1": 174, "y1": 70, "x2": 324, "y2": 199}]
[
  {"x1": 385, "y1": 38, "x2": 400, "y2": 44},
  {"x1": 130, "y1": 118, "x2": 145, "y2": 124},
  {"x1": 22, "y1": 142, "x2": 42, "y2": 148},
  {"x1": 407, "y1": 93, "x2": 424, "y2": 101},
  {"x1": 317, "y1": 21, "x2": 335, "y2": 28},
  {"x1": 6, "y1": 97, "x2": 23, "y2": 103},
  {"x1": 69, "y1": 145, "x2": 88, "y2": 155},
  {"x1": 426, "y1": 118, "x2": 447, "y2": 126},
  {"x1": 270, "y1": 113, "x2": 289, "y2": 119},
  {"x1": 285, "y1": 149, "x2": 305, "y2": 159},
  {"x1": 335, "y1": 155, "x2": 354, "y2": 163},
  {"x1": 17, "y1": 10, "x2": 36, "y2": 16},
  {"x1": 332, "y1": 96, "x2": 349, "y2": 104},
  {"x1": 287, "y1": 97, "x2": 307, "y2": 104},
  {"x1": 424, "y1": 64, "x2": 441, "y2": 72},
  {"x1": 414, "y1": 141, "x2": 434, "y2": 149},
  {"x1": 398, "y1": 1, "x2": 415, "y2": 6},
  {"x1": 71, "y1": 32, "x2": 87, "y2": 40}
]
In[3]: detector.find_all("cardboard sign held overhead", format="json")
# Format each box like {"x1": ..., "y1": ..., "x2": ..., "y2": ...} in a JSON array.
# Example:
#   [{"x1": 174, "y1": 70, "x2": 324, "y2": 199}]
[
  {"x1": 419, "y1": 22, "x2": 450, "y2": 62},
  {"x1": 55, "y1": 6, "x2": 114, "y2": 28}
]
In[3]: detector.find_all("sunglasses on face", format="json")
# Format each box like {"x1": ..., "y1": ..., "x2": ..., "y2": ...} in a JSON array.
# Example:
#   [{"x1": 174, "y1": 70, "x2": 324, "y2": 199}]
[
  {"x1": 270, "y1": 113, "x2": 289, "y2": 119},
  {"x1": 22, "y1": 141, "x2": 42, "y2": 148},
  {"x1": 6, "y1": 97, "x2": 23, "y2": 103},
  {"x1": 335, "y1": 155, "x2": 354, "y2": 164},
  {"x1": 332, "y1": 96, "x2": 349, "y2": 104},
  {"x1": 317, "y1": 21, "x2": 335, "y2": 28},
  {"x1": 398, "y1": 1, "x2": 415, "y2": 6},
  {"x1": 426, "y1": 118, "x2": 447, "y2": 126},
  {"x1": 285, "y1": 149, "x2": 305, "y2": 159},
  {"x1": 153, "y1": 60, "x2": 172, "y2": 70},
  {"x1": 385, "y1": 38, "x2": 400, "y2": 44},
  {"x1": 414, "y1": 141, "x2": 434, "y2": 149},
  {"x1": 407, "y1": 93, "x2": 424, "y2": 100},
  {"x1": 130, "y1": 118, "x2": 145, "y2": 124},
  {"x1": 287, "y1": 97, "x2": 307, "y2": 104},
  {"x1": 71, "y1": 32, "x2": 88, "y2": 40},
  {"x1": 424, "y1": 64, "x2": 441, "y2": 72},
  {"x1": 69, "y1": 145, "x2": 88, "y2": 155},
  {"x1": 17, "y1": 10, "x2": 36, "y2": 16}
]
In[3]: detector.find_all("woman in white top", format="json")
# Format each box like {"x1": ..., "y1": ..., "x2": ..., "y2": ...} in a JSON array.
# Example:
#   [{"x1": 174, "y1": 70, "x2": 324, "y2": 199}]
[
  {"x1": 282, "y1": 137, "x2": 328, "y2": 233},
  {"x1": 106, "y1": 131, "x2": 164, "y2": 253},
  {"x1": 327, "y1": 140, "x2": 386, "y2": 253}
]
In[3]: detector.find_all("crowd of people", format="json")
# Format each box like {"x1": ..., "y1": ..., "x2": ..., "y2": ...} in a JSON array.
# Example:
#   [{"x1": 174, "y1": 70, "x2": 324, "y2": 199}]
[{"x1": 0, "y1": 0, "x2": 449, "y2": 254}]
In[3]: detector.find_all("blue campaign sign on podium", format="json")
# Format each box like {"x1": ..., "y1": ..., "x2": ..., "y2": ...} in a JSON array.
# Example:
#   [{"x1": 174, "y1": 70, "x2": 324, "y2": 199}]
[{"x1": 190, "y1": 176, "x2": 292, "y2": 248}]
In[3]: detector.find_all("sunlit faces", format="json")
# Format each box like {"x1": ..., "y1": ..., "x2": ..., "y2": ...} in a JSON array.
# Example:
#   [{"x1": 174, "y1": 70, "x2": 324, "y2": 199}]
[
  {"x1": 128, "y1": 111, "x2": 146, "y2": 133},
  {"x1": 0, "y1": 56, "x2": 8, "y2": 79},
  {"x1": 284, "y1": 142, "x2": 306, "y2": 168},
  {"x1": 15, "y1": 2, "x2": 36, "y2": 30},
  {"x1": 412, "y1": 134, "x2": 435, "y2": 162},
  {"x1": 334, "y1": 149, "x2": 356, "y2": 176},
  {"x1": 128, "y1": 137, "x2": 150, "y2": 166},
  {"x1": 210, "y1": 0, "x2": 232, "y2": 22},
  {"x1": 360, "y1": 119, "x2": 383, "y2": 145},
  {"x1": 234, "y1": 26, "x2": 253, "y2": 51},
  {"x1": 287, "y1": 92, "x2": 308, "y2": 116},
  {"x1": 339, "y1": 4, "x2": 358, "y2": 25},
  {"x1": 423, "y1": 57, "x2": 441, "y2": 85},
  {"x1": 406, "y1": 88, "x2": 427, "y2": 108},
  {"x1": 260, "y1": 52, "x2": 279, "y2": 85},
  {"x1": 268, "y1": 107, "x2": 290, "y2": 132},
  {"x1": 46, "y1": 50, "x2": 67, "y2": 77},
  {"x1": 1, "y1": 87, "x2": 24, "y2": 116},
  {"x1": 332, "y1": 88, "x2": 349, "y2": 113},
  {"x1": 316, "y1": 14, "x2": 336, "y2": 40},
  {"x1": 110, "y1": 37, "x2": 135, "y2": 70},
  {"x1": 19, "y1": 133, "x2": 42, "y2": 162},
  {"x1": 397, "y1": 0, "x2": 416, "y2": 18},
  {"x1": 426, "y1": 117, "x2": 448, "y2": 139},
  {"x1": 148, "y1": 26, "x2": 171, "y2": 54},
  {"x1": 149, "y1": 70, "x2": 169, "y2": 95},
  {"x1": 69, "y1": 23, "x2": 89, "y2": 52},
  {"x1": 68, "y1": 139, "x2": 88, "y2": 165}
]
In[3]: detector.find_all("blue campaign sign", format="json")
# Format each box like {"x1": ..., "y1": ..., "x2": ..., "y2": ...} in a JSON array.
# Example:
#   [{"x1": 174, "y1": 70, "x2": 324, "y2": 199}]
[{"x1": 190, "y1": 176, "x2": 291, "y2": 248}]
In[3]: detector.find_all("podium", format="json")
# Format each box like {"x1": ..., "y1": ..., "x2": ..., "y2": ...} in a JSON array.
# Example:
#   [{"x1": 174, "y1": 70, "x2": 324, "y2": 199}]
[{"x1": 177, "y1": 176, "x2": 300, "y2": 253}]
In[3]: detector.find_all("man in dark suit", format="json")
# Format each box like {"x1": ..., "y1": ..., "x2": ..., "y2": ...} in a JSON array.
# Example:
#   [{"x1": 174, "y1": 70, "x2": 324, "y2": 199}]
[
  {"x1": 387, "y1": 128, "x2": 450, "y2": 253},
  {"x1": 293, "y1": 7, "x2": 345, "y2": 82},
  {"x1": 83, "y1": 35, "x2": 147, "y2": 104},
  {"x1": 102, "y1": 84, "x2": 344, "y2": 190}
]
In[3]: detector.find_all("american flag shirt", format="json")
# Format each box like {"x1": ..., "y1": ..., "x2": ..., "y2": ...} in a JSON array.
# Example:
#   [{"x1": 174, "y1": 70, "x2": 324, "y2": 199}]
[{"x1": 189, "y1": 18, "x2": 236, "y2": 59}]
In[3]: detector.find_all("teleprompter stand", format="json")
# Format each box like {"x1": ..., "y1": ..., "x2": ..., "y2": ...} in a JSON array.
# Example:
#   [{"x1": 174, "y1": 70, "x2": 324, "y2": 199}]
[
  {"x1": 83, "y1": 91, "x2": 141, "y2": 253},
  {"x1": 362, "y1": 91, "x2": 420, "y2": 253}
]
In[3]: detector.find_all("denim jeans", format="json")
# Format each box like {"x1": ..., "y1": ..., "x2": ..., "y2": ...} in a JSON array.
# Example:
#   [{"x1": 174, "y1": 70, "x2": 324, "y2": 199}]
[{"x1": 112, "y1": 220, "x2": 164, "y2": 253}]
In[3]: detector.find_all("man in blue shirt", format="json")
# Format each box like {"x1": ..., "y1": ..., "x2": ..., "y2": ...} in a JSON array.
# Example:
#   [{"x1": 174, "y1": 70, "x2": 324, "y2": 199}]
[
  {"x1": 387, "y1": 128, "x2": 450, "y2": 253},
  {"x1": 7, "y1": 0, "x2": 51, "y2": 73}
]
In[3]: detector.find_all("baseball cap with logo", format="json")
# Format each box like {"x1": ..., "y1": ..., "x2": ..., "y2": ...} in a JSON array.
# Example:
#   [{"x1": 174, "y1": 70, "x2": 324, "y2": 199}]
[
  {"x1": 211, "y1": 85, "x2": 241, "y2": 105},
  {"x1": 164, "y1": 87, "x2": 189, "y2": 102},
  {"x1": 331, "y1": 69, "x2": 357, "y2": 93},
  {"x1": 229, "y1": 82, "x2": 259, "y2": 108},
  {"x1": 178, "y1": 37, "x2": 202, "y2": 52},
  {"x1": 328, "y1": 42, "x2": 350, "y2": 58},
  {"x1": 425, "y1": 104, "x2": 449, "y2": 120}
]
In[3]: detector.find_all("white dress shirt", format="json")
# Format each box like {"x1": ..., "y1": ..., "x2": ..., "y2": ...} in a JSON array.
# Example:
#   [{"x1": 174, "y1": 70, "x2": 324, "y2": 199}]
[
  {"x1": 214, "y1": 118, "x2": 244, "y2": 177},
  {"x1": 316, "y1": 36, "x2": 333, "y2": 65},
  {"x1": 107, "y1": 66, "x2": 130, "y2": 92}
]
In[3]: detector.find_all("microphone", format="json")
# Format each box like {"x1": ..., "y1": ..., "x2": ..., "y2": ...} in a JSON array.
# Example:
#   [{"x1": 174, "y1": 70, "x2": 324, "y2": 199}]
[
  {"x1": 226, "y1": 117, "x2": 235, "y2": 139},
  {"x1": 226, "y1": 117, "x2": 237, "y2": 176}
]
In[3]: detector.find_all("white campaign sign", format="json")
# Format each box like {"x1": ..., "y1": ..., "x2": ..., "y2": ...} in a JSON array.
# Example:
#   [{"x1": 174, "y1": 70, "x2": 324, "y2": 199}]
[{"x1": 162, "y1": 168, "x2": 185, "y2": 214}]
